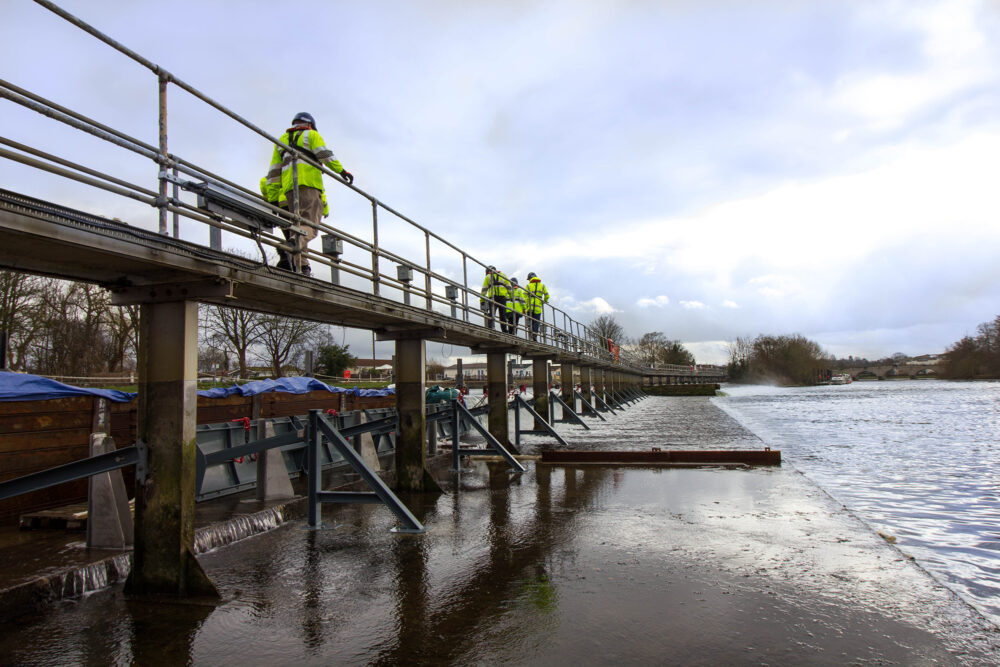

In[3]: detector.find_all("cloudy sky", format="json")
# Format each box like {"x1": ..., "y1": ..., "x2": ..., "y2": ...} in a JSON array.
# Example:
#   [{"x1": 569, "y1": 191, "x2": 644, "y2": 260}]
[{"x1": 3, "y1": 0, "x2": 1000, "y2": 364}]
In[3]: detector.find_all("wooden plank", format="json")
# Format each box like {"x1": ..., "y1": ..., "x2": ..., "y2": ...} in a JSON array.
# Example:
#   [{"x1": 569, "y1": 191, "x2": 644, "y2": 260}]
[
  {"x1": 0, "y1": 410, "x2": 93, "y2": 434},
  {"x1": 0, "y1": 428, "x2": 91, "y2": 454},
  {"x1": 539, "y1": 449, "x2": 781, "y2": 466},
  {"x1": 0, "y1": 395, "x2": 93, "y2": 416}
]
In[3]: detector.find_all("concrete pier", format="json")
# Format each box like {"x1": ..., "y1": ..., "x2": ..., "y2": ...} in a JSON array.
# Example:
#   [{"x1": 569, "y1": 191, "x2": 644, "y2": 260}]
[
  {"x1": 578, "y1": 366, "x2": 593, "y2": 415},
  {"x1": 560, "y1": 362, "x2": 575, "y2": 419},
  {"x1": 127, "y1": 300, "x2": 218, "y2": 600},
  {"x1": 532, "y1": 357, "x2": 550, "y2": 429},
  {"x1": 486, "y1": 352, "x2": 508, "y2": 446},
  {"x1": 394, "y1": 337, "x2": 430, "y2": 491}
]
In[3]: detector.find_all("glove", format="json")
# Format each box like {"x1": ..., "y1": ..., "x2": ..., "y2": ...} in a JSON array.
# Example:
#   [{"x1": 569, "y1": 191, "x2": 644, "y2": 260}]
[{"x1": 340, "y1": 170, "x2": 354, "y2": 184}]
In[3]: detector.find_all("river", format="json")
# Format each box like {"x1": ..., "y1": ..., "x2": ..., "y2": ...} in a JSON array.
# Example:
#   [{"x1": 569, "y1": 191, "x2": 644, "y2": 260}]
[{"x1": 713, "y1": 379, "x2": 1000, "y2": 625}]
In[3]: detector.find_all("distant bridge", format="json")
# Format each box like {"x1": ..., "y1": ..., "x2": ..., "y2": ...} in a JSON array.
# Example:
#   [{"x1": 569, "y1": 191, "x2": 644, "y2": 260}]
[
  {"x1": 840, "y1": 365, "x2": 940, "y2": 380},
  {"x1": 0, "y1": 1, "x2": 725, "y2": 601}
]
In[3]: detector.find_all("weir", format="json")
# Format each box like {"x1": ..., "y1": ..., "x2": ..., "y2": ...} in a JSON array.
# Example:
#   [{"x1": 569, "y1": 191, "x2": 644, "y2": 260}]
[{"x1": 0, "y1": 0, "x2": 725, "y2": 603}]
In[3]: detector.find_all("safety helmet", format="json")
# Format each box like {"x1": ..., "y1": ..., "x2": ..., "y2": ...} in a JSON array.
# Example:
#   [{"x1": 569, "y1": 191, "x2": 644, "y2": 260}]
[
  {"x1": 292, "y1": 112, "x2": 316, "y2": 128},
  {"x1": 527, "y1": 272, "x2": 537, "y2": 280},
  {"x1": 486, "y1": 265, "x2": 496, "y2": 272},
  {"x1": 511, "y1": 277, "x2": 519, "y2": 284}
]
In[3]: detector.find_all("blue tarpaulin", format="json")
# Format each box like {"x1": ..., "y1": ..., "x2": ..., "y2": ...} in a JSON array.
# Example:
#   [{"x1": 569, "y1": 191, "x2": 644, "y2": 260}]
[
  {"x1": 0, "y1": 371, "x2": 136, "y2": 403},
  {"x1": 0, "y1": 372, "x2": 394, "y2": 403},
  {"x1": 197, "y1": 377, "x2": 394, "y2": 398}
]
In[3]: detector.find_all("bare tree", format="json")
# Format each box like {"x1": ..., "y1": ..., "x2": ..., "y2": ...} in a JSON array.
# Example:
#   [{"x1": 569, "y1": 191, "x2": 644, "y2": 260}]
[
  {"x1": 102, "y1": 304, "x2": 139, "y2": 373},
  {"x1": 636, "y1": 331, "x2": 668, "y2": 366},
  {"x1": 255, "y1": 315, "x2": 325, "y2": 377},
  {"x1": 202, "y1": 305, "x2": 265, "y2": 379},
  {"x1": 589, "y1": 314, "x2": 625, "y2": 345},
  {"x1": 32, "y1": 281, "x2": 109, "y2": 376},
  {"x1": 0, "y1": 270, "x2": 45, "y2": 370}
]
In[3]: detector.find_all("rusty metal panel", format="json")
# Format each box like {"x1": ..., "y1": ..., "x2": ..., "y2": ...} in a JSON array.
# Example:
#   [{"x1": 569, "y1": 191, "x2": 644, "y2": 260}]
[{"x1": 539, "y1": 449, "x2": 780, "y2": 466}]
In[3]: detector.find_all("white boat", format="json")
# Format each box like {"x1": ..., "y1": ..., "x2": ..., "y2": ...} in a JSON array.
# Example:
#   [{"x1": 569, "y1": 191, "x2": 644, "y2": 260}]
[{"x1": 828, "y1": 373, "x2": 852, "y2": 385}]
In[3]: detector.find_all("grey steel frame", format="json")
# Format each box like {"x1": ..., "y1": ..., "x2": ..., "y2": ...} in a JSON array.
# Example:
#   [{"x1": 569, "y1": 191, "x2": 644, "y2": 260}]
[
  {"x1": 549, "y1": 391, "x2": 590, "y2": 430},
  {"x1": 307, "y1": 410, "x2": 424, "y2": 534},
  {"x1": 511, "y1": 393, "x2": 568, "y2": 449},
  {"x1": 450, "y1": 400, "x2": 526, "y2": 473},
  {"x1": 574, "y1": 389, "x2": 607, "y2": 421},
  {"x1": 0, "y1": 445, "x2": 139, "y2": 501}
]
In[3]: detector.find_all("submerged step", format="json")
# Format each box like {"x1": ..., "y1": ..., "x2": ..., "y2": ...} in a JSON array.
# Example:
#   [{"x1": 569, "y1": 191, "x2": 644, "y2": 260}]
[{"x1": 539, "y1": 449, "x2": 780, "y2": 466}]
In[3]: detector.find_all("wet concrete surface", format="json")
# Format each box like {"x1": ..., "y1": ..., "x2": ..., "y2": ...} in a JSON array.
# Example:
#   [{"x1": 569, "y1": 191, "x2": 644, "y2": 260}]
[{"x1": 2, "y1": 396, "x2": 999, "y2": 665}]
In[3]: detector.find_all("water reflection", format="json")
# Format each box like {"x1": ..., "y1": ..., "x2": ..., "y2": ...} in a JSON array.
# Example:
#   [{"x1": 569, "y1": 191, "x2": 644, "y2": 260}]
[
  {"x1": 367, "y1": 463, "x2": 613, "y2": 665},
  {"x1": 127, "y1": 599, "x2": 213, "y2": 666}
]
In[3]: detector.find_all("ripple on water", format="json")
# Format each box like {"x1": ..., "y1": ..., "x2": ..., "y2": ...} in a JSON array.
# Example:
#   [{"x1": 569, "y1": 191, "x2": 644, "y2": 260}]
[{"x1": 715, "y1": 380, "x2": 1000, "y2": 624}]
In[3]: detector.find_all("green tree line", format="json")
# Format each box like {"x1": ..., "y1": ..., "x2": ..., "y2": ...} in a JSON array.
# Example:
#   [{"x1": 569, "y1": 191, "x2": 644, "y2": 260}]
[{"x1": 727, "y1": 334, "x2": 827, "y2": 385}]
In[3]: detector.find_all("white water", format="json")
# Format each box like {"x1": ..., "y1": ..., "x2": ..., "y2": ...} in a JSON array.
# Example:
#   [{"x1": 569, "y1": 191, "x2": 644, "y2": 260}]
[{"x1": 714, "y1": 379, "x2": 1000, "y2": 625}]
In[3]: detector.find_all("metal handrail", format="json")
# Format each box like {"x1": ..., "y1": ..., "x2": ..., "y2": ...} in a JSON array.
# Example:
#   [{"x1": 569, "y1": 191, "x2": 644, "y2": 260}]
[{"x1": 8, "y1": 1, "x2": 646, "y2": 370}]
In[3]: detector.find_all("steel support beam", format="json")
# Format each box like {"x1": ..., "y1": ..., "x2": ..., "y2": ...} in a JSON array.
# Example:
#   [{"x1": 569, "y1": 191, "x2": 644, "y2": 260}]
[{"x1": 127, "y1": 300, "x2": 218, "y2": 600}]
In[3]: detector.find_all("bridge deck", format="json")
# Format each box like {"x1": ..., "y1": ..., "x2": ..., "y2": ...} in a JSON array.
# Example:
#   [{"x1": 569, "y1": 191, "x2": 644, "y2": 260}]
[{"x1": 0, "y1": 189, "x2": 608, "y2": 367}]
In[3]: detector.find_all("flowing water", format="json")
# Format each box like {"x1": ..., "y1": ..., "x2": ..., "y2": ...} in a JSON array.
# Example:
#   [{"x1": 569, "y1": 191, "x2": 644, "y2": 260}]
[{"x1": 714, "y1": 379, "x2": 1000, "y2": 625}]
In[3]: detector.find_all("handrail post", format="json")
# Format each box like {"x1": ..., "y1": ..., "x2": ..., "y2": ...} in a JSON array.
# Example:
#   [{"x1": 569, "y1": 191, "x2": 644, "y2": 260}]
[
  {"x1": 157, "y1": 73, "x2": 168, "y2": 235},
  {"x1": 424, "y1": 230, "x2": 432, "y2": 310},
  {"x1": 371, "y1": 200, "x2": 380, "y2": 295},
  {"x1": 461, "y1": 254, "x2": 469, "y2": 322}
]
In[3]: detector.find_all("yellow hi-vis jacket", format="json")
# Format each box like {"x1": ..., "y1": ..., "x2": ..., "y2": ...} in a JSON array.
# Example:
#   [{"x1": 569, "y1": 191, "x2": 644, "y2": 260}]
[
  {"x1": 481, "y1": 269, "x2": 511, "y2": 301},
  {"x1": 526, "y1": 276, "x2": 549, "y2": 314},
  {"x1": 261, "y1": 177, "x2": 329, "y2": 216},
  {"x1": 266, "y1": 125, "x2": 345, "y2": 209},
  {"x1": 507, "y1": 285, "x2": 528, "y2": 314}
]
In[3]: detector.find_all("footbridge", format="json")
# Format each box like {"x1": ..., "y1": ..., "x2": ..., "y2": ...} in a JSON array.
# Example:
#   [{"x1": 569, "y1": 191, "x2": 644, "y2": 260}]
[{"x1": 0, "y1": 1, "x2": 723, "y2": 600}]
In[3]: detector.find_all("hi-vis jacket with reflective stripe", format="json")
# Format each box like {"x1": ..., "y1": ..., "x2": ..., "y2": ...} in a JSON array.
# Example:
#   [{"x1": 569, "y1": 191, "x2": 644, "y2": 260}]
[
  {"x1": 526, "y1": 276, "x2": 549, "y2": 314},
  {"x1": 481, "y1": 270, "x2": 511, "y2": 300},
  {"x1": 266, "y1": 125, "x2": 345, "y2": 207},
  {"x1": 261, "y1": 175, "x2": 329, "y2": 216},
  {"x1": 507, "y1": 285, "x2": 528, "y2": 313}
]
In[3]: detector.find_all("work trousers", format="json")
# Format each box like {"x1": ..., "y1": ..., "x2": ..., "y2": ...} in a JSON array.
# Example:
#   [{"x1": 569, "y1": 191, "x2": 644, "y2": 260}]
[
  {"x1": 529, "y1": 312, "x2": 542, "y2": 340},
  {"x1": 286, "y1": 186, "x2": 322, "y2": 272},
  {"x1": 485, "y1": 296, "x2": 509, "y2": 330},
  {"x1": 509, "y1": 312, "x2": 523, "y2": 336}
]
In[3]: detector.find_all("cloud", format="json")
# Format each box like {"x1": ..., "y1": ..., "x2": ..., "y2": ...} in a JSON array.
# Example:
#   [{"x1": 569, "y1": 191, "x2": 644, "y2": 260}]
[
  {"x1": 559, "y1": 296, "x2": 619, "y2": 316},
  {"x1": 722, "y1": 300, "x2": 739, "y2": 309},
  {"x1": 637, "y1": 295, "x2": 670, "y2": 308},
  {"x1": 680, "y1": 300, "x2": 706, "y2": 310}
]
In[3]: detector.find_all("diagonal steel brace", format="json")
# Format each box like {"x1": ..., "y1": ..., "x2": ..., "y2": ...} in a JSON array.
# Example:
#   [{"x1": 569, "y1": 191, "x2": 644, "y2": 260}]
[
  {"x1": 549, "y1": 390, "x2": 590, "y2": 430},
  {"x1": 451, "y1": 399, "x2": 526, "y2": 473},
  {"x1": 512, "y1": 393, "x2": 569, "y2": 448},
  {"x1": 574, "y1": 390, "x2": 607, "y2": 421},
  {"x1": 308, "y1": 410, "x2": 424, "y2": 533}
]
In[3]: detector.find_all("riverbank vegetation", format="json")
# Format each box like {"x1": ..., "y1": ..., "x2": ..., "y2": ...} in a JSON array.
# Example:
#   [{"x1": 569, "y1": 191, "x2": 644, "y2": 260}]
[
  {"x1": 1, "y1": 270, "x2": 341, "y2": 379},
  {"x1": 727, "y1": 334, "x2": 826, "y2": 385},
  {"x1": 588, "y1": 316, "x2": 696, "y2": 367},
  {"x1": 941, "y1": 314, "x2": 1000, "y2": 379}
]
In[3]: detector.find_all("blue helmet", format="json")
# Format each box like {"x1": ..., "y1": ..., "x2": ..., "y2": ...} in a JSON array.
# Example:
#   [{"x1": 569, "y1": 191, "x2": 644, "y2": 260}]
[{"x1": 292, "y1": 112, "x2": 316, "y2": 128}]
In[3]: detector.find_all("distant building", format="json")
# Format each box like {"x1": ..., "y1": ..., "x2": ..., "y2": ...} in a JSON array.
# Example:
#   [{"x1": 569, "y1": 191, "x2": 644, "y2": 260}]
[
  {"x1": 442, "y1": 361, "x2": 533, "y2": 380},
  {"x1": 348, "y1": 358, "x2": 394, "y2": 378}
]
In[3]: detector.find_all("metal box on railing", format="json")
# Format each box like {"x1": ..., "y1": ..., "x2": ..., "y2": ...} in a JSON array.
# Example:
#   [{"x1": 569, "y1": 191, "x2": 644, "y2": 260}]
[{"x1": 321, "y1": 234, "x2": 343, "y2": 257}]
